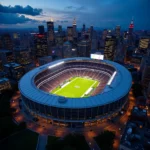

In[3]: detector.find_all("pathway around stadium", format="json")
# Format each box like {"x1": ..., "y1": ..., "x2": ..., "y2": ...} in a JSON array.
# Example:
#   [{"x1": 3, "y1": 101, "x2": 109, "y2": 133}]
[
  {"x1": 10, "y1": 89, "x2": 136, "y2": 150},
  {"x1": 36, "y1": 135, "x2": 47, "y2": 150}
]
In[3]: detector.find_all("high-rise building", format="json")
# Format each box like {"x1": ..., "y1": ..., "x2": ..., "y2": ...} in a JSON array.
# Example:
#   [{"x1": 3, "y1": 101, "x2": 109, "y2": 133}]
[
  {"x1": 14, "y1": 47, "x2": 31, "y2": 65},
  {"x1": 104, "y1": 36, "x2": 117, "y2": 61},
  {"x1": 0, "y1": 78, "x2": 11, "y2": 93},
  {"x1": 141, "y1": 58, "x2": 150, "y2": 89},
  {"x1": 138, "y1": 37, "x2": 150, "y2": 53},
  {"x1": 0, "y1": 50, "x2": 14, "y2": 64},
  {"x1": 47, "y1": 20, "x2": 54, "y2": 42},
  {"x1": 55, "y1": 32, "x2": 64, "y2": 46},
  {"x1": 47, "y1": 19, "x2": 54, "y2": 54},
  {"x1": 4, "y1": 62, "x2": 24, "y2": 81},
  {"x1": 34, "y1": 34, "x2": 48, "y2": 57},
  {"x1": 63, "y1": 41, "x2": 76, "y2": 58},
  {"x1": 0, "y1": 60, "x2": 3, "y2": 71},
  {"x1": 102, "y1": 29, "x2": 108, "y2": 40},
  {"x1": 67, "y1": 27, "x2": 73, "y2": 41},
  {"x1": 73, "y1": 18, "x2": 77, "y2": 37},
  {"x1": 39, "y1": 56, "x2": 52, "y2": 66},
  {"x1": 82, "y1": 24, "x2": 85, "y2": 32},
  {"x1": 38, "y1": 25, "x2": 45, "y2": 34},
  {"x1": 77, "y1": 40, "x2": 91, "y2": 57},
  {"x1": 58, "y1": 25, "x2": 62, "y2": 33},
  {"x1": 90, "y1": 26, "x2": 93, "y2": 39},
  {"x1": 0, "y1": 34, "x2": 13, "y2": 50},
  {"x1": 115, "y1": 25, "x2": 121, "y2": 38},
  {"x1": 129, "y1": 19, "x2": 134, "y2": 35}
]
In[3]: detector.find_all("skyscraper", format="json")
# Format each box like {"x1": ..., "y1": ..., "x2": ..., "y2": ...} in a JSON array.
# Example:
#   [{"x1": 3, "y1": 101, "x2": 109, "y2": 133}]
[
  {"x1": 129, "y1": 19, "x2": 134, "y2": 35},
  {"x1": 73, "y1": 18, "x2": 77, "y2": 37},
  {"x1": 47, "y1": 20, "x2": 54, "y2": 54},
  {"x1": 58, "y1": 25, "x2": 62, "y2": 33},
  {"x1": 138, "y1": 37, "x2": 150, "y2": 53},
  {"x1": 82, "y1": 24, "x2": 85, "y2": 32},
  {"x1": 14, "y1": 47, "x2": 31, "y2": 65},
  {"x1": 104, "y1": 36, "x2": 117, "y2": 61},
  {"x1": 0, "y1": 34, "x2": 13, "y2": 50},
  {"x1": 77, "y1": 40, "x2": 91, "y2": 57},
  {"x1": 141, "y1": 58, "x2": 150, "y2": 89},
  {"x1": 34, "y1": 34, "x2": 48, "y2": 57},
  {"x1": 67, "y1": 27, "x2": 73, "y2": 41},
  {"x1": 115, "y1": 25, "x2": 121, "y2": 38},
  {"x1": 38, "y1": 25, "x2": 45, "y2": 34}
]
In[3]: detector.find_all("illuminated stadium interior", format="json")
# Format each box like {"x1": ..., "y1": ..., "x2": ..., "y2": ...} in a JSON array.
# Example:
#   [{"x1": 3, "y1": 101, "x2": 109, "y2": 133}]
[{"x1": 34, "y1": 60, "x2": 115, "y2": 98}]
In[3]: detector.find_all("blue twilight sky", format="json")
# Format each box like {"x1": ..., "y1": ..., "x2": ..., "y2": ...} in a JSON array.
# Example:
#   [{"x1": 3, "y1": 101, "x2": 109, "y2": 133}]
[{"x1": 0, "y1": 0, "x2": 150, "y2": 30}]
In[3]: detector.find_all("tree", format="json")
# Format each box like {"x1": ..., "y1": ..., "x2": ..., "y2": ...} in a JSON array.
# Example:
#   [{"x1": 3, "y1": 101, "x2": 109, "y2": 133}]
[{"x1": 94, "y1": 130, "x2": 115, "y2": 150}]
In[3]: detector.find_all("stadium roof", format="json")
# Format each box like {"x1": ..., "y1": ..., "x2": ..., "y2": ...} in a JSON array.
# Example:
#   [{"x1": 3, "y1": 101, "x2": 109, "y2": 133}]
[{"x1": 19, "y1": 57, "x2": 132, "y2": 108}]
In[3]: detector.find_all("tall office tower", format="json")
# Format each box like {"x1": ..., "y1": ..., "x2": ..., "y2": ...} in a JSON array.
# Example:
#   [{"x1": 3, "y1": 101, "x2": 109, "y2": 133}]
[
  {"x1": 141, "y1": 58, "x2": 150, "y2": 89},
  {"x1": 115, "y1": 25, "x2": 121, "y2": 38},
  {"x1": 14, "y1": 47, "x2": 31, "y2": 65},
  {"x1": 123, "y1": 31, "x2": 128, "y2": 39},
  {"x1": 82, "y1": 24, "x2": 85, "y2": 32},
  {"x1": 0, "y1": 78, "x2": 11, "y2": 93},
  {"x1": 38, "y1": 25, "x2": 45, "y2": 34},
  {"x1": 104, "y1": 36, "x2": 117, "y2": 61},
  {"x1": 147, "y1": 82, "x2": 150, "y2": 99},
  {"x1": 4, "y1": 62, "x2": 24, "y2": 81},
  {"x1": 1, "y1": 34, "x2": 13, "y2": 50},
  {"x1": 55, "y1": 33, "x2": 64, "y2": 46},
  {"x1": 34, "y1": 34, "x2": 48, "y2": 57},
  {"x1": 47, "y1": 20, "x2": 54, "y2": 54},
  {"x1": 0, "y1": 50, "x2": 14, "y2": 64},
  {"x1": 67, "y1": 27, "x2": 73, "y2": 41},
  {"x1": 77, "y1": 40, "x2": 91, "y2": 57},
  {"x1": 63, "y1": 41, "x2": 73, "y2": 58},
  {"x1": 90, "y1": 26, "x2": 93, "y2": 39},
  {"x1": 102, "y1": 29, "x2": 108, "y2": 40},
  {"x1": 129, "y1": 19, "x2": 134, "y2": 35},
  {"x1": 58, "y1": 25, "x2": 62, "y2": 33},
  {"x1": 138, "y1": 37, "x2": 150, "y2": 53},
  {"x1": 39, "y1": 56, "x2": 52, "y2": 66},
  {"x1": 0, "y1": 60, "x2": 3, "y2": 71},
  {"x1": 73, "y1": 18, "x2": 77, "y2": 37}
]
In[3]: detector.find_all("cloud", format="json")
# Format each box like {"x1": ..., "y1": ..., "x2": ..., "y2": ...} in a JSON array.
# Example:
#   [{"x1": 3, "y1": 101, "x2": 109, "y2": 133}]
[
  {"x1": 56, "y1": 20, "x2": 68, "y2": 23},
  {"x1": 65, "y1": 6, "x2": 76, "y2": 10},
  {"x1": 0, "y1": 13, "x2": 37, "y2": 24},
  {"x1": 0, "y1": 4, "x2": 42, "y2": 16},
  {"x1": 64, "y1": 5, "x2": 86, "y2": 11}
]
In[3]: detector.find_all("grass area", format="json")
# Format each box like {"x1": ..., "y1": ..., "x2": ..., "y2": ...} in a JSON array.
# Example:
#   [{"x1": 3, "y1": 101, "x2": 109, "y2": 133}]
[
  {"x1": 0, "y1": 129, "x2": 38, "y2": 150},
  {"x1": 46, "y1": 134, "x2": 90, "y2": 150},
  {"x1": 51, "y1": 77, "x2": 99, "y2": 98}
]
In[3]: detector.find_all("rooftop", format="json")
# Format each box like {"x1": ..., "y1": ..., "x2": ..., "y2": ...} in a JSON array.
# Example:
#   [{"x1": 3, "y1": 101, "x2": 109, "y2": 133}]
[
  {"x1": 4, "y1": 62, "x2": 21, "y2": 68},
  {"x1": 0, "y1": 78, "x2": 9, "y2": 83}
]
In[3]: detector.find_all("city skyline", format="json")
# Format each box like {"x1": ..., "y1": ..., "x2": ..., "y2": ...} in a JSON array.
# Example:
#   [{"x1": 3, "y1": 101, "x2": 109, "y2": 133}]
[{"x1": 0, "y1": 0, "x2": 150, "y2": 30}]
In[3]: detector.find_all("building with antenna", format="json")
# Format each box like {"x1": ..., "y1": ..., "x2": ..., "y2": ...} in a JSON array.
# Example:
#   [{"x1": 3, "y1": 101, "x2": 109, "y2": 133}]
[{"x1": 73, "y1": 18, "x2": 77, "y2": 37}]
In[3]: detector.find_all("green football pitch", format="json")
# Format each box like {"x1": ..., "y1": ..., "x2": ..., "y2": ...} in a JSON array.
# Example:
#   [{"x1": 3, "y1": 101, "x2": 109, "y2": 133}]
[{"x1": 50, "y1": 77, "x2": 99, "y2": 98}]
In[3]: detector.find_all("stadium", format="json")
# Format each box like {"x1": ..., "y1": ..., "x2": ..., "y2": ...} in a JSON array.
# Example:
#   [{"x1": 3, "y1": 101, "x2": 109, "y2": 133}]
[{"x1": 19, "y1": 57, "x2": 132, "y2": 128}]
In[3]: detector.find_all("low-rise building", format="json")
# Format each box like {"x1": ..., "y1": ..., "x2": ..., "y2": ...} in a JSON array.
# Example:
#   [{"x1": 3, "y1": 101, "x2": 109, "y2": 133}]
[
  {"x1": 3, "y1": 62, "x2": 24, "y2": 81},
  {"x1": 0, "y1": 78, "x2": 11, "y2": 93}
]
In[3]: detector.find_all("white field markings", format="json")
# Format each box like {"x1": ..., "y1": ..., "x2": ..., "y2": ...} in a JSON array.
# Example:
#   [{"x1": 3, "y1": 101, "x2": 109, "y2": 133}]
[
  {"x1": 81, "y1": 80, "x2": 97, "y2": 97},
  {"x1": 53, "y1": 77, "x2": 78, "y2": 94}
]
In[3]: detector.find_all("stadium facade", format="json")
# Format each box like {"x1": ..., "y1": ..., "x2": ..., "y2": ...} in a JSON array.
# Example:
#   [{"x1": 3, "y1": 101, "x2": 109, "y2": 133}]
[{"x1": 19, "y1": 57, "x2": 132, "y2": 128}]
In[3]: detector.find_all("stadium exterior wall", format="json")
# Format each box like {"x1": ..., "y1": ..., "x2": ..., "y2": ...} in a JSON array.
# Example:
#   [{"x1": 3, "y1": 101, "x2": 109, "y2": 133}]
[{"x1": 19, "y1": 57, "x2": 132, "y2": 127}]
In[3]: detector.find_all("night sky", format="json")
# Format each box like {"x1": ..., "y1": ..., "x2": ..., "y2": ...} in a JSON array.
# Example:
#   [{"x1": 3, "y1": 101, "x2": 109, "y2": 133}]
[{"x1": 0, "y1": 0, "x2": 150, "y2": 30}]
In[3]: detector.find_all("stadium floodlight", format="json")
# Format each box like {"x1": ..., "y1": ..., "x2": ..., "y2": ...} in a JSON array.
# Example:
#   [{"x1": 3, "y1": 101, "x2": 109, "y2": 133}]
[
  {"x1": 107, "y1": 71, "x2": 117, "y2": 85},
  {"x1": 48, "y1": 61, "x2": 64, "y2": 69}
]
